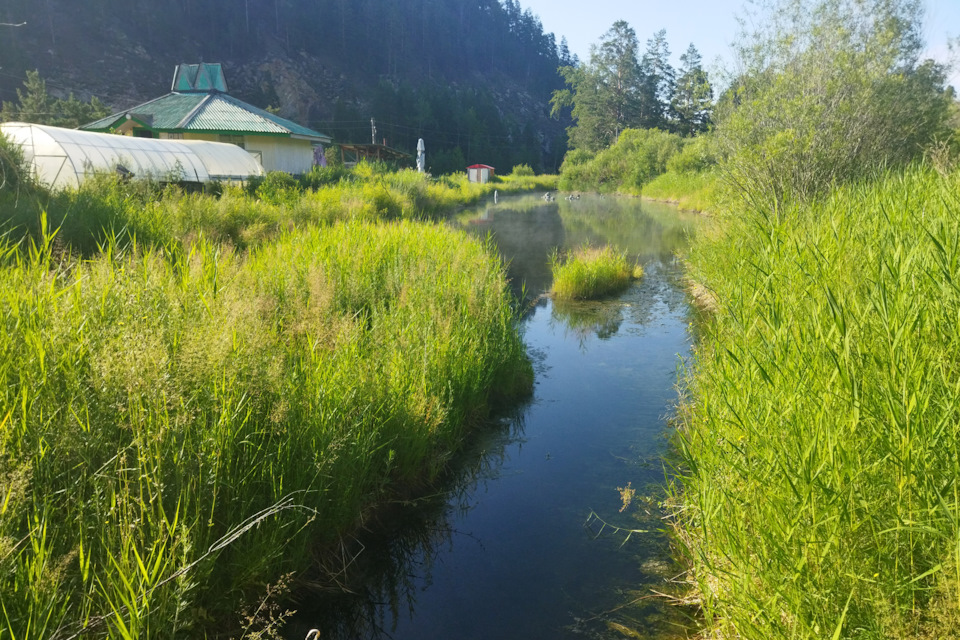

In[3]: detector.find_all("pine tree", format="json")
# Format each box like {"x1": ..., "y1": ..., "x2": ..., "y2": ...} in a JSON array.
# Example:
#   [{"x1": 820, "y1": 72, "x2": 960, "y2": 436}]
[
  {"x1": 2, "y1": 70, "x2": 52, "y2": 123},
  {"x1": 551, "y1": 20, "x2": 644, "y2": 151},
  {"x1": 1, "y1": 70, "x2": 111, "y2": 128},
  {"x1": 558, "y1": 36, "x2": 573, "y2": 67},
  {"x1": 639, "y1": 29, "x2": 675, "y2": 129},
  {"x1": 670, "y1": 44, "x2": 713, "y2": 136}
]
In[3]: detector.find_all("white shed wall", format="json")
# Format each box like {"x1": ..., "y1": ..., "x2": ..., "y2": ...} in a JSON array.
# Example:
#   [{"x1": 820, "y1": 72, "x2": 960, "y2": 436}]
[
  {"x1": 244, "y1": 136, "x2": 315, "y2": 174},
  {"x1": 184, "y1": 134, "x2": 316, "y2": 174}
]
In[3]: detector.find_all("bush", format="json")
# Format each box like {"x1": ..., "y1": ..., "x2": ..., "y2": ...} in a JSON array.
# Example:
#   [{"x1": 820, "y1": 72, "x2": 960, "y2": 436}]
[
  {"x1": 0, "y1": 132, "x2": 31, "y2": 195},
  {"x1": 299, "y1": 164, "x2": 352, "y2": 190},
  {"x1": 509, "y1": 163, "x2": 535, "y2": 177},
  {"x1": 714, "y1": 0, "x2": 953, "y2": 210},
  {"x1": 255, "y1": 171, "x2": 302, "y2": 205},
  {"x1": 558, "y1": 128, "x2": 683, "y2": 193},
  {"x1": 666, "y1": 135, "x2": 718, "y2": 174}
]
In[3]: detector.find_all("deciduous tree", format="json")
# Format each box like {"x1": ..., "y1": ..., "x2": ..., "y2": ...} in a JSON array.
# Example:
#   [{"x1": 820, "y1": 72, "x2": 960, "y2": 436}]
[{"x1": 716, "y1": 0, "x2": 953, "y2": 210}]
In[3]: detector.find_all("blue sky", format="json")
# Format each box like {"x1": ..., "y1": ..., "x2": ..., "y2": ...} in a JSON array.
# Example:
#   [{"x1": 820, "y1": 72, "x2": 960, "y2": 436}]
[{"x1": 519, "y1": 0, "x2": 959, "y2": 89}]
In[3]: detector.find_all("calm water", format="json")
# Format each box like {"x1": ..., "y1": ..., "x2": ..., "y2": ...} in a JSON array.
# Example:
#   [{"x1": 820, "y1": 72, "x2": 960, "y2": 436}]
[{"x1": 288, "y1": 194, "x2": 701, "y2": 640}]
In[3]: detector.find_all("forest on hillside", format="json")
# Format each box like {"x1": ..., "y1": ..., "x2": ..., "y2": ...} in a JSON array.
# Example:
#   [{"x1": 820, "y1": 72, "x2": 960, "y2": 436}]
[
  {"x1": 0, "y1": 0, "x2": 570, "y2": 88},
  {"x1": 0, "y1": 0, "x2": 577, "y2": 173}
]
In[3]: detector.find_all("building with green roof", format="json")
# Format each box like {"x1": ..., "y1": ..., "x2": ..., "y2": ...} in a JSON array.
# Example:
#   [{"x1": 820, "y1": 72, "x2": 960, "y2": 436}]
[{"x1": 82, "y1": 63, "x2": 332, "y2": 175}]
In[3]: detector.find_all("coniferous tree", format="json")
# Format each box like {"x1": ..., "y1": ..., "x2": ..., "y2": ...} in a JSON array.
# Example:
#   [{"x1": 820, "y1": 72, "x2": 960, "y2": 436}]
[
  {"x1": 558, "y1": 36, "x2": 574, "y2": 67},
  {"x1": 1, "y1": 70, "x2": 109, "y2": 128},
  {"x1": 671, "y1": 44, "x2": 713, "y2": 135},
  {"x1": 551, "y1": 20, "x2": 644, "y2": 151},
  {"x1": 639, "y1": 29, "x2": 675, "y2": 129},
  {"x1": 2, "y1": 70, "x2": 52, "y2": 123}
]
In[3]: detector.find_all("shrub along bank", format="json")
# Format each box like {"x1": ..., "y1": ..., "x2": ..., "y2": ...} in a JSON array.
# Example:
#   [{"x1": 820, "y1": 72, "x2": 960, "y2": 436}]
[
  {"x1": 0, "y1": 158, "x2": 536, "y2": 638},
  {"x1": 674, "y1": 166, "x2": 960, "y2": 638},
  {"x1": 557, "y1": 128, "x2": 721, "y2": 212}
]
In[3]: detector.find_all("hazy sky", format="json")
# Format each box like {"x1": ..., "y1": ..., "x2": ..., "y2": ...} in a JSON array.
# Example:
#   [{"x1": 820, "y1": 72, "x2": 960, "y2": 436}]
[{"x1": 518, "y1": 0, "x2": 959, "y2": 88}]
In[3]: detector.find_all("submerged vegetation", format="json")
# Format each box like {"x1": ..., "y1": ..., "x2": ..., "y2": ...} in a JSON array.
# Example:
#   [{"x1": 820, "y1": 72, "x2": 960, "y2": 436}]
[
  {"x1": 0, "y1": 154, "x2": 542, "y2": 637},
  {"x1": 550, "y1": 245, "x2": 640, "y2": 301}
]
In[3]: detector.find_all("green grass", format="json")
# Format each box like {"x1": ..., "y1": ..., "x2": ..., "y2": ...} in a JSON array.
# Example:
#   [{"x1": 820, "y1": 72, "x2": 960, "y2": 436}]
[
  {"x1": 550, "y1": 245, "x2": 641, "y2": 301},
  {"x1": 643, "y1": 169, "x2": 722, "y2": 213},
  {"x1": 1, "y1": 164, "x2": 557, "y2": 256},
  {"x1": 674, "y1": 165, "x2": 960, "y2": 639},
  {"x1": 0, "y1": 161, "x2": 535, "y2": 637}
]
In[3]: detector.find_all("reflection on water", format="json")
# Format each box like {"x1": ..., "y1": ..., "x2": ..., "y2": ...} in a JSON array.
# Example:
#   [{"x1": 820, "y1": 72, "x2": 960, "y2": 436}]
[
  {"x1": 452, "y1": 194, "x2": 699, "y2": 303},
  {"x1": 287, "y1": 194, "x2": 701, "y2": 640}
]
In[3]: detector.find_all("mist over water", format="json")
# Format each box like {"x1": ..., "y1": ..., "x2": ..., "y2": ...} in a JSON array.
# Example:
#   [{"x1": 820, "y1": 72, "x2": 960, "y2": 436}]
[{"x1": 288, "y1": 195, "x2": 701, "y2": 640}]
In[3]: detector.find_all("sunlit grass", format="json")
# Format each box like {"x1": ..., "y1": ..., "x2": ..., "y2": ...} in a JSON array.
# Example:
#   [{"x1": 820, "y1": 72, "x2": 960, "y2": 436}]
[
  {"x1": 2, "y1": 164, "x2": 557, "y2": 255},
  {"x1": 642, "y1": 169, "x2": 722, "y2": 213},
  {"x1": 673, "y1": 165, "x2": 960, "y2": 638},
  {"x1": 0, "y1": 161, "x2": 536, "y2": 637},
  {"x1": 550, "y1": 245, "x2": 641, "y2": 301}
]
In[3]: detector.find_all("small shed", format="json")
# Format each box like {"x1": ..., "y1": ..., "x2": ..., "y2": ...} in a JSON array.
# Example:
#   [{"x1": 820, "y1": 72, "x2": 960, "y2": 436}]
[
  {"x1": 1, "y1": 122, "x2": 265, "y2": 190},
  {"x1": 467, "y1": 164, "x2": 495, "y2": 183}
]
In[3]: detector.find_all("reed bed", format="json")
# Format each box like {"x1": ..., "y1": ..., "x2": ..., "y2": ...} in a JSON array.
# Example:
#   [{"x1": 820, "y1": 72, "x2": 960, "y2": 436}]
[
  {"x1": 2, "y1": 165, "x2": 557, "y2": 255},
  {"x1": 674, "y1": 166, "x2": 960, "y2": 638},
  {"x1": 550, "y1": 245, "x2": 641, "y2": 301},
  {"x1": 0, "y1": 198, "x2": 532, "y2": 635}
]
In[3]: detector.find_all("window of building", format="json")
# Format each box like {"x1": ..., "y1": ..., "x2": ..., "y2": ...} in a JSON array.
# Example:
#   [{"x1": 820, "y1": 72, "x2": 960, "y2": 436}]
[{"x1": 219, "y1": 135, "x2": 245, "y2": 149}]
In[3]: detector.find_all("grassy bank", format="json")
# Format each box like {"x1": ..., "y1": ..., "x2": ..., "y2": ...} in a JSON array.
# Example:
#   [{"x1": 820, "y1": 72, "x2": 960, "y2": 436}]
[
  {"x1": 0, "y1": 160, "x2": 537, "y2": 638},
  {"x1": 675, "y1": 165, "x2": 960, "y2": 638},
  {"x1": 642, "y1": 169, "x2": 721, "y2": 213},
  {"x1": 556, "y1": 129, "x2": 720, "y2": 212},
  {"x1": 2, "y1": 159, "x2": 556, "y2": 254}
]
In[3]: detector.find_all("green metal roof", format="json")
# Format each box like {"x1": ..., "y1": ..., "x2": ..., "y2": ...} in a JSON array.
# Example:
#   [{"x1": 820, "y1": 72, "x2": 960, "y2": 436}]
[
  {"x1": 82, "y1": 88, "x2": 331, "y2": 142},
  {"x1": 172, "y1": 63, "x2": 228, "y2": 92},
  {"x1": 82, "y1": 92, "x2": 207, "y2": 131},
  {"x1": 191, "y1": 93, "x2": 327, "y2": 139}
]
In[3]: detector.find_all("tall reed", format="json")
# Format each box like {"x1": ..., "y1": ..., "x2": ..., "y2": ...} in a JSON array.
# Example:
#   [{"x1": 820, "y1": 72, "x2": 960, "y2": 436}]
[
  {"x1": 3, "y1": 165, "x2": 557, "y2": 256},
  {"x1": 0, "y1": 215, "x2": 531, "y2": 638},
  {"x1": 674, "y1": 165, "x2": 960, "y2": 638}
]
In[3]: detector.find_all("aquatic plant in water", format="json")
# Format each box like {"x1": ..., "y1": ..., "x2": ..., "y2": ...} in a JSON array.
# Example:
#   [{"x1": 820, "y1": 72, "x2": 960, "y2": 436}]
[
  {"x1": 674, "y1": 166, "x2": 960, "y2": 638},
  {"x1": 550, "y1": 245, "x2": 641, "y2": 301}
]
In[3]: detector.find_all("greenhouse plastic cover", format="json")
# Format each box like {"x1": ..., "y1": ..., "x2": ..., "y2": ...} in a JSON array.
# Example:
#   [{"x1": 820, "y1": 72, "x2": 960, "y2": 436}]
[{"x1": 1, "y1": 122, "x2": 264, "y2": 190}]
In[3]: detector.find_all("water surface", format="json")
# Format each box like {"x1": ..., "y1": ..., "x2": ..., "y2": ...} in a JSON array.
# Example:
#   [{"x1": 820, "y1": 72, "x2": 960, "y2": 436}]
[{"x1": 289, "y1": 194, "x2": 700, "y2": 639}]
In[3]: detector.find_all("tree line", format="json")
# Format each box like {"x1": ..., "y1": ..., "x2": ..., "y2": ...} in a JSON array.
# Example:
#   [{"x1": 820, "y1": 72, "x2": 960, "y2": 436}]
[
  {"x1": 551, "y1": 22, "x2": 713, "y2": 152},
  {"x1": 0, "y1": 0, "x2": 569, "y2": 96}
]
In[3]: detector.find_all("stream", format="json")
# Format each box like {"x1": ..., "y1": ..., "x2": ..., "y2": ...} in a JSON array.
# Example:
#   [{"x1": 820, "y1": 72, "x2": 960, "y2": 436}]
[{"x1": 287, "y1": 194, "x2": 701, "y2": 639}]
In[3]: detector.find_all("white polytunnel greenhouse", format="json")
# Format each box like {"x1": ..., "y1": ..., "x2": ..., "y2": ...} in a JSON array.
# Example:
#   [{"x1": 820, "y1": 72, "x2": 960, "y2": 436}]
[{"x1": 0, "y1": 122, "x2": 265, "y2": 190}]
